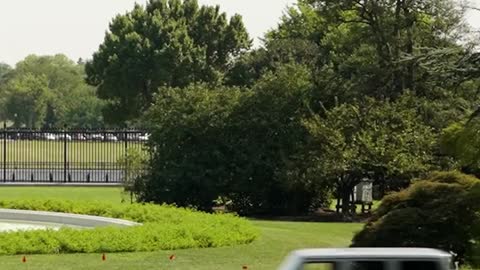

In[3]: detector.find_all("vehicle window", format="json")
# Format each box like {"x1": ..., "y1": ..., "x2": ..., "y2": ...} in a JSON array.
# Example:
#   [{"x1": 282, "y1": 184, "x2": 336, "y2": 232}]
[
  {"x1": 400, "y1": 261, "x2": 439, "y2": 270},
  {"x1": 351, "y1": 261, "x2": 385, "y2": 270},
  {"x1": 302, "y1": 262, "x2": 336, "y2": 270}
]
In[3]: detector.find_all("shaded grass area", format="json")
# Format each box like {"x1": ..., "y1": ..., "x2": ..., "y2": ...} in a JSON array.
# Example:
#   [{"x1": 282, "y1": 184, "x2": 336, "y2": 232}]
[{"x1": 0, "y1": 221, "x2": 361, "y2": 270}]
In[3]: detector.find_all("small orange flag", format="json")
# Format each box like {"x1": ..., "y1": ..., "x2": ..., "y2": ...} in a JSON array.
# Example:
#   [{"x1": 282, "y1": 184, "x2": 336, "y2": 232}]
[
  {"x1": 102, "y1": 253, "x2": 106, "y2": 261},
  {"x1": 22, "y1": 256, "x2": 26, "y2": 263},
  {"x1": 169, "y1": 254, "x2": 176, "y2": 261}
]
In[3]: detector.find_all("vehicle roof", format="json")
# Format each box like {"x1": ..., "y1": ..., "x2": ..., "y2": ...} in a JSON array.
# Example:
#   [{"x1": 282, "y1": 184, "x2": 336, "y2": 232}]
[{"x1": 292, "y1": 248, "x2": 451, "y2": 260}]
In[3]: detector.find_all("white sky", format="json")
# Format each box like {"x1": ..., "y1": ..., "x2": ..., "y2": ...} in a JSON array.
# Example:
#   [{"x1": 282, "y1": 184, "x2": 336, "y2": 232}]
[{"x1": 0, "y1": 0, "x2": 479, "y2": 66}]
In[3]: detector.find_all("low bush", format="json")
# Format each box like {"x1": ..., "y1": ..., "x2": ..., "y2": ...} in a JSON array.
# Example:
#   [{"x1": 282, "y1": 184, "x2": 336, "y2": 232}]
[
  {"x1": 0, "y1": 199, "x2": 259, "y2": 255},
  {"x1": 351, "y1": 171, "x2": 480, "y2": 265}
]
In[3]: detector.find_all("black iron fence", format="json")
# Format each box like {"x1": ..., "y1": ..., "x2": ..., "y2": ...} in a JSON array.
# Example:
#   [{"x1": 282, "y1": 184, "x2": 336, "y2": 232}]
[{"x1": 0, "y1": 128, "x2": 148, "y2": 184}]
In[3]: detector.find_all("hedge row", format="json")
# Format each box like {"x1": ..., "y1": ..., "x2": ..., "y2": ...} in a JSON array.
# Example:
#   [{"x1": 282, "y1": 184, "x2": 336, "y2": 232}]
[{"x1": 0, "y1": 199, "x2": 259, "y2": 255}]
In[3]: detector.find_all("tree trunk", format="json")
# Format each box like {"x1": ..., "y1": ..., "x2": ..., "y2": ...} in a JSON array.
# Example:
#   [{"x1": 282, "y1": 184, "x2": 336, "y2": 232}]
[{"x1": 341, "y1": 188, "x2": 351, "y2": 214}]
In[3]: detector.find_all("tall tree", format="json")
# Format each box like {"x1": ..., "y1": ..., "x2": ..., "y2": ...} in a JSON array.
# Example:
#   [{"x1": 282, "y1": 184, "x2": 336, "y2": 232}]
[
  {"x1": 85, "y1": 0, "x2": 251, "y2": 124},
  {"x1": 226, "y1": 39, "x2": 321, "y2": 87},
  {"x1": 262, "y1": 0, "x2": 468, "y2": 106},
  {"x1": 0, "y1": 63, "x2": 12, "y2": 85},
  {"x1": 5, "y1": 55, "x2": 104, "y2": 129},
  {"x1": 4, "y1": 74, "x2": 49, "y2": 128},
  {"x1": 0, "y1": 63, "x2": 13, "y2": 121}
]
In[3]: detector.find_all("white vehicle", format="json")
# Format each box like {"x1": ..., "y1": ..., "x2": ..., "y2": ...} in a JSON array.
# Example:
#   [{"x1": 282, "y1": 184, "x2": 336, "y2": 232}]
[
  {"x1": 90, "y1": 134, "x2": 104, "y2": 141},
  {"x1": 105, "y1": 134, "x2": 118, "y2": 141},
  {"x1": 44, "y1": 133, "x2": 56, "y2": 141},
  {"x1": 46, "y1": 133, "x2": 71, "y2": 141},
  {"x1": 138, "y1": 133, "x2": 150, "y2": 141},
  {"x1": 278, "y1": 248, "x2": 454, "y2": 270}
]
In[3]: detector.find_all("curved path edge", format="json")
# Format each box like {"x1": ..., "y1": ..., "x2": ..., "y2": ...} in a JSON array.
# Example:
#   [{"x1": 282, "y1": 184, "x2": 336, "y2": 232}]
[{"x1": 0, "y1": 208, "x2": 140, "y2": 228}]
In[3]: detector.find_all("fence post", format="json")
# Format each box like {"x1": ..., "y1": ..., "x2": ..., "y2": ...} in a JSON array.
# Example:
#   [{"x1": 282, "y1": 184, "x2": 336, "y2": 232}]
[
  {"x1": 124, "y1": 129, "x2": 128, "y2": 184},
  {"x1": 3, "y1": 122, "x2": 6, "y2": 182},
  {"x1": 63, "y1": 128, "x2": 67, "y2": 183}
]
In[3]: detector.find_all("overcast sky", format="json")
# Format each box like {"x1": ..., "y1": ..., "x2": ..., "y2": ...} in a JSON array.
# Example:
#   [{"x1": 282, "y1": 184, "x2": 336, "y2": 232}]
[{"x1": 1, "y1": 0, "x2": 479, "y2": 66}]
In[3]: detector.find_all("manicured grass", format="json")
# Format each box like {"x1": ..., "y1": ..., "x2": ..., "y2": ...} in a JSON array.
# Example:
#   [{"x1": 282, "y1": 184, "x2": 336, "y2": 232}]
[
  {"x1": 0, "y1": 141, "x2": 146, "y2": 168},
  {"x1": 0, "y1": 187, "x2": 124, "y2": 204},
  {"x1": 0, "y1": 220, "x2": 361, "y2": 270},
  {"x1": 0, "y1": 187, "x2": 362, "y2": 269}
]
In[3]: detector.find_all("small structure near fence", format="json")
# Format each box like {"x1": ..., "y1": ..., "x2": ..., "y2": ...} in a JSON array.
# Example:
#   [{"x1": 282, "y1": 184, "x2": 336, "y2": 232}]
[
  {"x1": 335, "y1": 178, "x2": 374, "y2": 214},
  {"x1": 0, "y1": 125, "x2": 148, "y2": 184}
]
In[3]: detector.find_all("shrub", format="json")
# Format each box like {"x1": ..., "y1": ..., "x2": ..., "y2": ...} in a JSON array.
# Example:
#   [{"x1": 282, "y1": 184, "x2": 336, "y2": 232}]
[
  {"x1": 0, "y1": 199, "x2": 259, "y2": 255},
  {"x1": 117, "y1": 147, "x2": 148, "y2": 203},
  {"x1": 139, "y1": 65, "x2": 326, "y2": 215},
  {"x1": 351, "y1": 171, "x2": 480, "y2": 265}
]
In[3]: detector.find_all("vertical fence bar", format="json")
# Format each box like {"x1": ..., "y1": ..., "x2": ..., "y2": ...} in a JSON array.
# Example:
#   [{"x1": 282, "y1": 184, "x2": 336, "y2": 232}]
[
  {"x1": 124, "y1": 129, "x2": 128, "y2": 184},
  {"x1": 3, "y1": 123, "x2": 6, "y2": 182},
  {"x1": 64, "y1": 128, "x2": 67, "y2": 182}
]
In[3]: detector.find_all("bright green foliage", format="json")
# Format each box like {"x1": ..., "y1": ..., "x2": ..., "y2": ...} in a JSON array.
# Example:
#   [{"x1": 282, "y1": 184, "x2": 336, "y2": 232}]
[
  {"x1": 0, "y1": 220, "x2": 360, "y2": 270},
  {"x1": 0, "y1": 199, "x2": 258, "y2": 255},
  {"x1": 117, "y1": 148, "x2": 148, "y2": 202},
  {"x1": 303, "y1": 95, "x2": 435, "y2": 213},
  {"x1": 352, "y1": 171, "x2": 480, "y2": 265},
  {"x1": 441, "y1": 117, "x2": 480, "y2": 175},
  {"x1": 85, "y1": 0, "x2": 251, "y2": 124},
  {"x1": 0, "y1": 187, "x2": 122, "y2": 204}
]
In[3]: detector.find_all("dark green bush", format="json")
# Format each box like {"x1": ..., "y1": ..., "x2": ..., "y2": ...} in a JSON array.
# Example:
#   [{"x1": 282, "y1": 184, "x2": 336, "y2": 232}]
[
  {"x1": 351, "y1": 171, "x2": 480, "y2": 264},
  {"x1": 139, "y1": 64, "x2": 329, "y2": 215},
  {"x1": 0, "y1": 199, "x2": 259, "y2": 255}
]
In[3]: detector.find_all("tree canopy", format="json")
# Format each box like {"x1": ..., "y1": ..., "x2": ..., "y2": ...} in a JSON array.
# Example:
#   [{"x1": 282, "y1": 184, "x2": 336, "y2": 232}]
[
  {"x1": 1, "y1": 55, "x2": 104, "y2": 129},
  {"x1": 302, "y1": 94, "x2": 435, "y2": 213},
  {"x1": 230, "y1": 0, "x2": 469, "y2": 107},
  {"x1": 85, "y1": 0, "x2": 251, "y2": 124},
  {"x1": 0, "y1": 63, "x2": 12, "y2": 85},
  {"x1": 125, "y1": 0, "x2": 480, "y2": 217}
]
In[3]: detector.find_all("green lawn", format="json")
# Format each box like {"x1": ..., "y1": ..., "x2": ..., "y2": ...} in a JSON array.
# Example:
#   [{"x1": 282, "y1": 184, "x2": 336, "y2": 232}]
[
  {"x1": 0, "y1": 187, "x2": 362, "y2": 270},
  {"x1": 0, "y1": 141, "x2": 146, "y2": 168},
  {"x1": 0, "y1": 186, "x2": 124, "y2": 203},
  {"x1": 0, "y1": 221, "x2": 361, "y2": 270}
]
